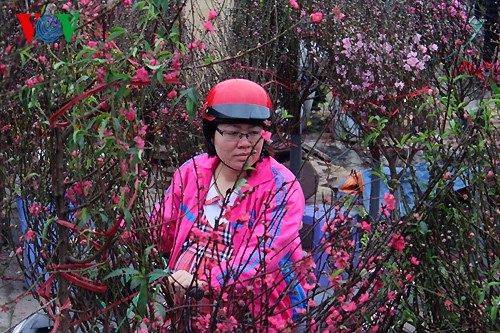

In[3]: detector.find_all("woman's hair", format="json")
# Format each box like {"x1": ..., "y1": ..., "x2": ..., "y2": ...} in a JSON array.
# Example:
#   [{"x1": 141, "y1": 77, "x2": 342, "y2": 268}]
[{"x1": 203, "y1": 118, "x2": 274, "y2": 158}]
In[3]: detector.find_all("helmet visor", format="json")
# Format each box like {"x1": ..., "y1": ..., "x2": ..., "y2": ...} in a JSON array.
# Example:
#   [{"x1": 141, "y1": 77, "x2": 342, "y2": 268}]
[{"x1": 205, "y1": 103, "x2": 271, "y2": 121}]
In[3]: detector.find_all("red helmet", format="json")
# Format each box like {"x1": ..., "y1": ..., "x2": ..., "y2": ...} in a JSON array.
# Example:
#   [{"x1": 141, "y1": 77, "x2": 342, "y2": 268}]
[{"x1": 203, "y1": 79, "x2": 272, "y2": 122}]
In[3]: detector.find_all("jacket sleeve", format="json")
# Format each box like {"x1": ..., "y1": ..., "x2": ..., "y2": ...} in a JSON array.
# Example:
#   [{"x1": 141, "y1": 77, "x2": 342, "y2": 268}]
[
  {"x1": 150, "y1": 169, "x2": 183, "y2": 255},
  {"x1": 204, "y1": 177, "x2": 305, "y2": 291}
]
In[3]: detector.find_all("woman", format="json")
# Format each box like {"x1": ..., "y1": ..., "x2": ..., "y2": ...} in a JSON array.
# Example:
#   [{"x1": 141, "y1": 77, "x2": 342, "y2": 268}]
[{"x1": 153, "y1": 79, "x2": 307, "y2": 332}]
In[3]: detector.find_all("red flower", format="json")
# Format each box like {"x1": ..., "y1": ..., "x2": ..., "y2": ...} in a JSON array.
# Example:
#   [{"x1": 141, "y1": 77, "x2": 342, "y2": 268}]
[
  {"x1": 361, "y1": 221, "x2": 371, "y2": 231},
  {"x1": 383, "y1": 192, "x2": 396, "y2": 211},
  {"x1": 358, "y1": 292, "x2": 369, "y2": 304},
  {"x1": 203, "y1": 21, "x2": 215, "y2": 34},
  {"x1": 207, "y1": 10, "x2": 218, "y2": 21},
  {"x1": 24, "y1": 229, "x2": 36, "y2": 242},
  {"x1": 133, "y1": 67, "x2": 149, "y2": 81},
  {"x1": 388, "y1": 233, "x2": 405, "y2": 252},
  {"x1": 125, "y1": 111, "x2": 135, "y2": 121},
  {"x1": 310, "y1": 12, "x2": 323, "y2": 23},
  {"x1": 342, "y1": 301, "x2": 357, "y2": 312},
  {"x1": 333, "y1": 6, "x2": 345, "y2": 21},
  {"x1": 260, "y1": 129, "x2": 272, "y2": 142},
  {"x1": 29, "y1": 203, "x2": 42, "y2": 217},
  {"x1": 167, "y1": 90, "x2": 177, "y2": 99}
]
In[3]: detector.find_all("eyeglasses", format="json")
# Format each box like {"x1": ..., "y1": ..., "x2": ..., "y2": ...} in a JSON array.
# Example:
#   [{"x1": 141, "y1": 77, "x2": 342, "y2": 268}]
[{"x1": 216, "y1": 128, "x2": 262, "y2": 142}]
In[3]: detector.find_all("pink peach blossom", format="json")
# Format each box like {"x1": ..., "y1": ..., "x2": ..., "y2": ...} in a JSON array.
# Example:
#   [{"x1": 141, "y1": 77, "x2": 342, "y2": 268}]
[
  {"x1": 310, "y1": 12, "x2": 323, "y2": 23},
  {"x1": 134, "y1": 67, "x2": 149, "y2": 81},
  {"x1": 125, "y1": 111, "x2": 135, "y2": 122},
  {"x1": 260, "y1": 130, "x2": 272, "y2": 142},
  {"x1": 388, "y1": 233, "x2": 405, "y2": 252},
  {"x1": 207, "y1": 10, "x2": 218, "y2": 21},
  {"x1": 342, "y1": 301, "x2": 357, "y2": 312},
  {"x1": 361, "y1": 221, "x2": 371, "y2": 231},
  {"x1": 29, "y1": 203, "x2": 42, "y2": 217},
  {"x1": 24, "y1": 229, "x2": 36, "y2": 242},
  {"x1": 384, "y1": 192, "x2": 396, "y2": 211},
  {"x1": 167, "y1": 90, "x2": 177, "y2": 99},
  {"x1": 203, "y1": 21, "x2": 215, "y2": 34}
]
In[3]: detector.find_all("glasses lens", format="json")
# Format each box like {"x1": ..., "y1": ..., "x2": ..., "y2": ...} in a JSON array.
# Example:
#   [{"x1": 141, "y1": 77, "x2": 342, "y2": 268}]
[
  {"x1": 218, "y1": 129, "x2": 262, "y2": 142},
  {"x1": 248, "y1": 131, "x2": 262, "y2": 141}
]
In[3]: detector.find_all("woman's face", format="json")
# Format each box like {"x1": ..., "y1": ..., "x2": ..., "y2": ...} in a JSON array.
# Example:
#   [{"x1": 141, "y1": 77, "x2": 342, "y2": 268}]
[{"x1": 213, "y1": 123, "x2": 264, "y2": 172}]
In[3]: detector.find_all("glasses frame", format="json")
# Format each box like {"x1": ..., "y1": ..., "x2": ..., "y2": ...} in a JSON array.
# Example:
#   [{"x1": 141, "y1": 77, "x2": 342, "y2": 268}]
[{"x1": 215, "y1": 128, "x2": 262, "y2": 142}]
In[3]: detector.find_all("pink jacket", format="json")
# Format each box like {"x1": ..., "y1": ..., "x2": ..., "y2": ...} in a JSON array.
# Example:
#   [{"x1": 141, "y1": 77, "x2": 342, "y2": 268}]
[{"x1": 152, "y1": 153, "x2": 307, "y2": 324}]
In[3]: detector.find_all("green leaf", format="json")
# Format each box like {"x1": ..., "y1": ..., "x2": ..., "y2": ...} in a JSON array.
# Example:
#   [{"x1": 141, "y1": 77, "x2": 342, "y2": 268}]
[
  {"x1": 72, "y1": 129, "x2": 87, "y2": 148},
  {"x1": 98, "y1": 115, "x2": 110, "y2": 140},
  {"x1": 104, "y1": 268, "x2": 141, "y2": 280},
  {"x1": 281, "y1": 110, "x2": 293, "y2": 119},
  {"x1": 130, "y1": 277, "x2": 142, "y2": 290},
  {"x1": 176, "y1": 88, "x2": 199, "y2": 119},
  {"x1": 123, "y1": 208, "x2": 132, "y2": 226},
  {"x1": 331, "y1": 269, "x2": 344, "y2": 278},
  {"x1": 452, "y1": 74, "x2": 473, "y2": 82},
  {"x1": 41, "y1": 217, "x2": 56, "y2": 241},
  {"x1": 132, "y1": 0, "x2": 145, "y2": 10},
  {"x1": 78, "y1": 207, "x2": 90, "y2": 230},
  {"x1": 144, "y1": 40, "x2": 151, "y2": 53},
  {"x1": 151, "y1": 67, "x2": 164, "y2": 87},
  {"x1": 53, "y1": 61, "x2": 67, "y2": 70},
  {"x1": 186, "y1": 98, "x2": 196, "y2": 119},
  {"x1": 490, "y1": 79, "x2": 500, "y2": 97},
  {"x1": 19, "y1": 45, "x2": 34, "y2": 67},
  {"x1": 108, "y1": 74, "x2": 131, "y2": 83},
  {"x1": 145, "y1": 63, "x2": 163, "y2": 70},
  {"x1": 419, "y1": 221, "x2": 428, "y2": 235},
  {"x1": 137, "y1": 281, "x2": 148, "y2": 317},
  {"x1": 116, "y1": 81, "x2": 131, "y2": 100},
  {"x1": 235, "y1": 178, "x2": 249, "y2": 191},
  {"x1": 155, "y1": 303, "x2": 166, "y2": 321},
  {"x1": 397, "y1": 132, "x2": 412, "y2": 148},
  {"x1": 169, "y1": 27, "x2": 180, "y2": 43},
  {"x1": 148, "y1": 269, "x2": 169, "y2": 282},
  {"x1": 106, "y1": 27, "x2": 127, "y2": 42},
  {"x1": 76, "y1": 47, "x2": 97, "y2": 61}
]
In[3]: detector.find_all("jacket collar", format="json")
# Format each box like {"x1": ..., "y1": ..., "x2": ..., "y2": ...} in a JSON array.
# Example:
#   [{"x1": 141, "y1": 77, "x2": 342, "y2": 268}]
[{"x1": 194, "y1": 153, "x2": 276, "y2": 191}]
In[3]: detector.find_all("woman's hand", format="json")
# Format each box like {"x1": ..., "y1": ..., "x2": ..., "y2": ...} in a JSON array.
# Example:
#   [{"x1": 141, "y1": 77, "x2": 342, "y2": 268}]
[{"x1": 167, "y1": 270, "x2": 207, "y2": 296}]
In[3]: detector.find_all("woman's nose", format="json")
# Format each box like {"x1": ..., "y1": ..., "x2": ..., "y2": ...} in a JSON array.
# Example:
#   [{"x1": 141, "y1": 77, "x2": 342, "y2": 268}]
[{"x1": 236, "y1": 135, "x2": 252, "y2": 147}]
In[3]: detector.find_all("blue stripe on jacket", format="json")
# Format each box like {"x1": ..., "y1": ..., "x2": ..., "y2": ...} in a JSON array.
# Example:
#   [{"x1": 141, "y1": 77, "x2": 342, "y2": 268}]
[
  {"x1": 180, "y1": 204, "x2": 196, "y2": 223},
  {"x1": 279, "y1": 254, "x2": 306, "y2": 321}
]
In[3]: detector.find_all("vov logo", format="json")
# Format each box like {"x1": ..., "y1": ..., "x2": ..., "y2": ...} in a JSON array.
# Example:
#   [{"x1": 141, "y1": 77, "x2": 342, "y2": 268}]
[{"x1": 16, "y1": 13, "x2": 80, "y2": 43}]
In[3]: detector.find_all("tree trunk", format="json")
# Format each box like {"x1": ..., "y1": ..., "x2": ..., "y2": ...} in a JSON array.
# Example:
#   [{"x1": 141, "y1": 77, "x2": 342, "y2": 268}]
[{"x1": 51, "y1": 128, "x2": 71, "y2": 332}]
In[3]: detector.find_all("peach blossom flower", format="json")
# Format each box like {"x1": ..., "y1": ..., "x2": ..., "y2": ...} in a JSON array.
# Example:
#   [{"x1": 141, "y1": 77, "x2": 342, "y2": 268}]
[
  {"x1": 260, "y1": 130, "x2": 272, "y2": 142},
  {"x1": 207, "y1": 10, "x2": 218, "y2": 21},
  {"x1": 310, "y1": 12, "x2": 323, "y2": 23},
  {"x1": 203, "y1": 21, "x2": 215, "y2": 34}
]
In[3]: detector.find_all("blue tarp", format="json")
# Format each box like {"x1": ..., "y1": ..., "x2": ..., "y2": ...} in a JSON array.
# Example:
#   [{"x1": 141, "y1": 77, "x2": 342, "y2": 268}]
[
  {"x1": 303, "y1": 205, "x2": 359, "y2": 286},
  {"x1": 338, "y1": 162, "x2": 468, "y2": 215}
]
